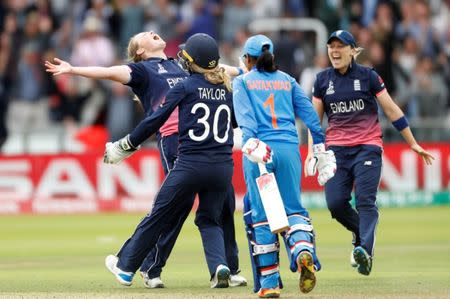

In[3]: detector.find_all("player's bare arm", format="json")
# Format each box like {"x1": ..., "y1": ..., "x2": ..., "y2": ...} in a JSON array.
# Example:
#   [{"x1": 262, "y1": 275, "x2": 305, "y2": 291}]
[
  {"x1": 376, "y1": 90, "x2": 435, "y2": 165},
  {"x1": 45, "y1": 58, "x2": 132, "y2": 84}
]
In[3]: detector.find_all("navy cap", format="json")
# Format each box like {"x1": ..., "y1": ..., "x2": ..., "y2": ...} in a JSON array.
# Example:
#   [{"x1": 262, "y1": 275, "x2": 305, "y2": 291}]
[
  {"x1": 327, "y1": 30, "x2": 356, "y2": 47},
  {"x1": 180, "y1": 33, "x2": 220, "y2": 69},
  {"x1": 243, "y1": 34, "x2": 274, "y2": 57}
]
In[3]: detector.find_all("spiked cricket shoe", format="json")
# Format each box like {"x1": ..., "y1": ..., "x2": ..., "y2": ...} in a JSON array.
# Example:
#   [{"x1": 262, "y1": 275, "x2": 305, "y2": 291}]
[
  {"x1": 257, "y1": 287, "x2": 280, "y2": 298},
  {"x1": 140, "y1": 272, "x2": 164, "y2": 288},
  {"x1": 105, "y1": 255, "x2": 134, "y2": 286},
  {"x1": 350, "y1": 249, "x2": 358, "y2": 267},
  {"x1": 297, "y1": 251, "x2": 316, "y2": 293},
  {"x1": 229, "y1": 273, "x2": 247, "y2": 287},
  {"x1": 353, "y1": 246, "x2": 372, "y2": 275},
  {"x1": 210, "y1": 264, "x2": 230, "y2": 288}
]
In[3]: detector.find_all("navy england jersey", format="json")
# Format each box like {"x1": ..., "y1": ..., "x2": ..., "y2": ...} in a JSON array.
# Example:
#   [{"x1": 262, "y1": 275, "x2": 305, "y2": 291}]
[
  {"x1": 129, "y1": 73, "x2": 235, "y2": 163},
  {"x1": 313, "y1": 60, "x2": 386, "y2": 147},
  {"x1": 125, "y1": 58, "x2": 187, "y2": 136}
]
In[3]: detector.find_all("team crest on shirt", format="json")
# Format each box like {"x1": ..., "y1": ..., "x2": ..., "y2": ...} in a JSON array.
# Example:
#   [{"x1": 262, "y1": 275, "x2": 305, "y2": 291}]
[
  {"x1": 326, "y1": 80, "x2": 335, "y2": 95},
  {"x1": 354, "y1": 79, "x2": 361, "y2": 91},
  {"x1": 157, "y1": 63, "x2": 168, "y2": 74}
]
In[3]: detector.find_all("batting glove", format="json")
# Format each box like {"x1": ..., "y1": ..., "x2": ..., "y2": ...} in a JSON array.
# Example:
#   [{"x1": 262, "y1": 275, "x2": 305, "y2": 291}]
[
  {"x1": 103, "y1": 135, "x2": 139, "y2": 164},
  {"x1": 306, "y1": 143, "x2": 336, "y2": 186},
  {"x1": 242, "y1": 138, "x2": 272, "y2": 164}
]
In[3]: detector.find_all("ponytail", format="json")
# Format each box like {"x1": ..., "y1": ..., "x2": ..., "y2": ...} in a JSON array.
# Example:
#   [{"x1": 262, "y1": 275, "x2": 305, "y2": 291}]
[
  {"x1": 353, "y1": 47, "x2": 364, "y2": 60},
  {"x1": 127, "y1": 34, "x2": 143, "y2": 62},
  {"x1": 255, "y1": 45, "x2": 277, "y2": 72},
  {"x1": 190, "y1": 63, "x2": 232, "y2": 92}
]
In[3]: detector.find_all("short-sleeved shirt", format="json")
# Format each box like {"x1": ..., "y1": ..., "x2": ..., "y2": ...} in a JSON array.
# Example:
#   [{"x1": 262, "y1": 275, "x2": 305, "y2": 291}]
[
  {"x1": 313, "y1": 60, "x2": 386, "y2": 147},
  {"x1": 129, "y1": 73, "x2": 234, "y2": 164},
  {"x1": 233, "y1": 68, "x2": 324, "y2": 145},
  {"x1": 125, "y1": 58, "x2": 187, "y2": 137}
]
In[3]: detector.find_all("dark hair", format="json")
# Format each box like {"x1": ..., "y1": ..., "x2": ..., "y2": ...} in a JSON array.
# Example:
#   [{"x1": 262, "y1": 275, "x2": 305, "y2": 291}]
[{"x1": 248, "y1": 45, "x2": 277, "y2": 72}]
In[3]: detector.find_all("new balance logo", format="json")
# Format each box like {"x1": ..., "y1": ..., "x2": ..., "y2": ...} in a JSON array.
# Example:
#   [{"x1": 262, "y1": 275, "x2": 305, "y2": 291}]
[{"x1": 364, "y1": 161, "x2": 372, "y2": 166}]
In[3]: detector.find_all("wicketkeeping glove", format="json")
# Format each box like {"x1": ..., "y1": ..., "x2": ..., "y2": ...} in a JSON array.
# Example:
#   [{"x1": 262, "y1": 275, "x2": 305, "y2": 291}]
[
  {"x1": 103, "y1": 135, "x2": 139, "y2": 164},
  {"x1": 242, "y1": 138, "x2": 272, "y2": 164},
  {"x1": 306, "y1": 143, "x2": 336, "y2": 186}
]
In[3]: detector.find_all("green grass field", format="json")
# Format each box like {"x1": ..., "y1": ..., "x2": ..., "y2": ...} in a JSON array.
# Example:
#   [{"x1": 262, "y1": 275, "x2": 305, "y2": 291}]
[{"x1": 1, "y1": 206, "x2": 450, "y2": 299}]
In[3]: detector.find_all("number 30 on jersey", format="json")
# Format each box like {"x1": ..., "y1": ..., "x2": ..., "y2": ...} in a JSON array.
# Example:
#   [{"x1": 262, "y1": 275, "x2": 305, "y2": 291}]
[{"x1": 189, "y1": 103, "x2": 231, "y2": 143}]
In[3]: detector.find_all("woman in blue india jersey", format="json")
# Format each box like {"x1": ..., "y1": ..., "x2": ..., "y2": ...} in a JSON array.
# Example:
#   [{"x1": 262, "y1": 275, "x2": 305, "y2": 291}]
[{"x1": 233, "y1": 34, "x2": 336, "y2": 298}]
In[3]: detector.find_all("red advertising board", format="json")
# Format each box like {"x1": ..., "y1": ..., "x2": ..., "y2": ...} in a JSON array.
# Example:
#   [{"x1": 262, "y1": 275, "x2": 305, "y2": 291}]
[{"x1": 0, "y1": 143, "x2": 448, "y2": 214}]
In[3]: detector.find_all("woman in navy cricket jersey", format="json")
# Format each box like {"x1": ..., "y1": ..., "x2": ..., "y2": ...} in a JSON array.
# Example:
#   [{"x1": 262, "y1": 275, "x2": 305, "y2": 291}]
[
  {"x1": 45, "y1": 31, "x2": 246, "y2": 288},
  {"x1": 305, "y1": 30, "x2": 435, "y2": 276},
  {"x1": 102, "y1": 33, "x2": 240, "y2": 288}
]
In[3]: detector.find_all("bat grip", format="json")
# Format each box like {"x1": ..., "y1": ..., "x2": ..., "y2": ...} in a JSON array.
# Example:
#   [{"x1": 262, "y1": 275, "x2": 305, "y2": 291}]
[{"x1": 258, "y1": 162, "x2": 268, "y2": 175}]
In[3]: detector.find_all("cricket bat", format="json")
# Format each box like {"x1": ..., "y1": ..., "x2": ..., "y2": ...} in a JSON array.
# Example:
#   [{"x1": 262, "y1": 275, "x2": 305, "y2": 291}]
[{"x1": 255, "y1": 163, "x2": 290, "y2": 234}]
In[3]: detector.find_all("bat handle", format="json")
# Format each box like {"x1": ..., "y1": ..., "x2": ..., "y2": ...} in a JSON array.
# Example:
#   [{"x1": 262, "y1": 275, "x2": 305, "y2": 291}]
[{"x1": 258, "y1": 162, "x2": 268, "y2": 175}]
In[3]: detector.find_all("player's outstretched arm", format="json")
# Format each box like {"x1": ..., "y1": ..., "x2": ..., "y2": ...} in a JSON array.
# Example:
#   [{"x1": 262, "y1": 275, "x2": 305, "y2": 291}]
[
  {"x1": 45, "y1": 58, "x2": 131, "y2": 84},
  {"x1": 219, "y1": 61, "x2": 247, "y2": 77},
  {"x1": 376, "y1": 90, "x2": 435, "y2": 165}
]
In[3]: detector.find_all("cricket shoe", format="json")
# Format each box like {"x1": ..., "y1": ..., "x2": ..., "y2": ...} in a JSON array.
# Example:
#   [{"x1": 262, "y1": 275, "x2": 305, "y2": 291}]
[
  {"x1": 210, "y1": 264, "x2": 230, "y2": 288},
  {"x1": 140, "y1": 272, "x2": 164, "y2": 288},
  {"x1": 353, "y1": 246, "x2": 372, "y2": 276},
  {"x1": 297, "y1": 251, "x2": 316, "y2": 293},
  {"x1": 229, "y1": 273, "x2": 247, "y2": 287},
  {"x1": 350, "y1": 249, "x2": 358, "y2": 268},
  {"x1": 257, "y1": 287, "x2": 280, "y2": 298},
  {"x1": 105, "y1": 255, "x2": 134, "y2": 286}
]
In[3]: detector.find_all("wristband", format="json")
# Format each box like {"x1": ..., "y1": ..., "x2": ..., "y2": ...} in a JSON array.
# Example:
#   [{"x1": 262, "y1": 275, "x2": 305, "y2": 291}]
[
  {"x1": 392, "y1": 116, "x2": 409, "y2": 131},
  {"x1": 236, "y1": 67, "x2": 244, "y2": 76}
]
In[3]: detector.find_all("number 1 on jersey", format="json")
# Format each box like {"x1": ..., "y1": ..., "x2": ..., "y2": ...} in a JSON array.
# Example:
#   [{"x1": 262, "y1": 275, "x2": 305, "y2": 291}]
[{"x1": 263, "y1": 93, "x2": 278, "y2": 128}]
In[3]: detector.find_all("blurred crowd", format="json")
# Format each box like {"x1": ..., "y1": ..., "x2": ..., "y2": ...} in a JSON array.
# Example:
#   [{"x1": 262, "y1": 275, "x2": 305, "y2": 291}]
[{"x1": 0, "y1": 0, "x2": 448, "y2": 152}]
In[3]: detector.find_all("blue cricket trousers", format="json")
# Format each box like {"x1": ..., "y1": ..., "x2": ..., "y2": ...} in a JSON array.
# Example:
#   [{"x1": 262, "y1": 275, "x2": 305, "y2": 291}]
[
  {"x1": 325, "y1": 145, "x2": 382, "y2": 256},
  {"x1": 140, "y1": 134, "x2": 239, "y2": 278},
  {"x1": 117, "y1": 158, "x2": 233, "y2": 276}
]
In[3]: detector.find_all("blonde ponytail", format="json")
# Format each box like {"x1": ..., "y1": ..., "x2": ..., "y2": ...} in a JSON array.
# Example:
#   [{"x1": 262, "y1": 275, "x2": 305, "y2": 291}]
[
  {"x1": 190, "y1": 64, "x2": 232, "y2": 92},
  {"x1": 353, "y1": 47, "x2": 364, "y2": 60},
  {"x1": 127, "y1": 35, "x2": 143, "y2": 63}
]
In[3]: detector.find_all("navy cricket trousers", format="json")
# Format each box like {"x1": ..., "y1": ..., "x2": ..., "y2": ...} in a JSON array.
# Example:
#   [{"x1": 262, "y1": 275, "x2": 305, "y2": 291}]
[
  {"x1": 325, "y1": 145, "x2": 382, "y2": 256},
  {"x1": 117, "y1": 158, "x2": 233, "y2": 276},
  {"x1": 140, "y1": 134, "x2": 239, "y2": 278}
]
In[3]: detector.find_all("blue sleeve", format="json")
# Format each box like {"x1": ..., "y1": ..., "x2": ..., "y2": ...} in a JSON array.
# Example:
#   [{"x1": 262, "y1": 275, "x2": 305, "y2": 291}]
[
  {"x1": 129, "y1": 83, "x2": 185, "y2": 146},
  {"x1": 232, "y1": 76, "x2": 257, "y2": 143},
  {"x1": 125, "y1": 62, "x2": 148, "y2": 88},
  {"x1": 291, "y1": 78, "x2": 325, "y2": 144},
  {"x1": 369, "y1": 69, "x2": 386, "y2": 96}
]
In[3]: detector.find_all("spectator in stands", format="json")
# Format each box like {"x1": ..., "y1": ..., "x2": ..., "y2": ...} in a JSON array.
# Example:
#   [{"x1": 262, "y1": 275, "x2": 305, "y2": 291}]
[
  {"x1": 411, "y1": 55, "x2": 448, "y2": 119},
  {"x1": 70, "y1": 16, "x2": 115, "y2": 127},
  {"x1": 299, "y1": 53, "x2": 329, "y2": 98},
  {"x1": 144, "y1": 0, "x2": 180, "y2": 57},
  {"x1": 0, "y1": 0, "x2": 448, "y2": 152},
  {"x1": 221, "y1": 0, "x2": 252, "y2": 43},
  {"x1": 178, "y1": 0, "x2": 218, "y2": 39},
  {"x1": 118, "y1": 0, "x2": 145, "y2": 55},
  {"x1": 10, "y1": 42, "x2": 48, "y2": 137},
  {"x1": 0, "y1": 12, "x2": 20, "y2": 150}
]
